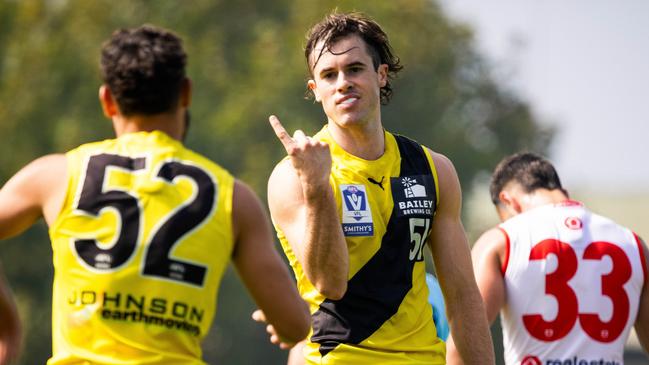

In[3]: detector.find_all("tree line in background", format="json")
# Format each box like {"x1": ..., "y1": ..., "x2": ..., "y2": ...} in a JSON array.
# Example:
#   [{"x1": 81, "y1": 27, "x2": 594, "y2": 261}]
[{"x1": 0, "y1": 0, "x2": 551, "y2": 363}]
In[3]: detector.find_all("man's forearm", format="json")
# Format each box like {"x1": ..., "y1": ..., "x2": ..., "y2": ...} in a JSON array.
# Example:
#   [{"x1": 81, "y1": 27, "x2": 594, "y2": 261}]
[
  {"x1": 448, "y1": 292, "x2": 495, "y2": 364},
  {"x1": 302, "y1": 187, "x2": 348, "y2": 300}
]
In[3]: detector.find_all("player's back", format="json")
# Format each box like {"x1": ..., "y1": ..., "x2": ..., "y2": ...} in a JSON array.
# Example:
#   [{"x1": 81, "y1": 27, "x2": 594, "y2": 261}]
[
  {"x1": 47, "y1": 131, "x2": 235, "y2": 364},
  {"x1": 499, "y1": 200, "x2": 647, "y2": 365}
]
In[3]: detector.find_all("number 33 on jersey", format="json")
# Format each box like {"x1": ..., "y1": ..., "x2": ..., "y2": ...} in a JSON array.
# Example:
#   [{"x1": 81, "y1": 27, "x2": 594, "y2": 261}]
[{"x1": 499, "y1": 201, "x2": 647, "y2": 363}]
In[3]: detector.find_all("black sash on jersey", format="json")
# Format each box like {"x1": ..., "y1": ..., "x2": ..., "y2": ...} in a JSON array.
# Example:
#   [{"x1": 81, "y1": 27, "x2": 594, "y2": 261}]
[{"x1": 310, "y1": 134, "x2": 437, "y2": 357}]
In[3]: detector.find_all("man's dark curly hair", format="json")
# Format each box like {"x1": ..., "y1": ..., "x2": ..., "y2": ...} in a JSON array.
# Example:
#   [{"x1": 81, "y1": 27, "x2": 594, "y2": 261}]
[
  {"x1": 100, "y1": 25, "x2": 187, "y2": 116},
  {"x1": 305, "y1": 12, "x2": 403, "y2": 105},
  {"x1": 490, "y1": 152, "x2": 567, "y2": 206}
]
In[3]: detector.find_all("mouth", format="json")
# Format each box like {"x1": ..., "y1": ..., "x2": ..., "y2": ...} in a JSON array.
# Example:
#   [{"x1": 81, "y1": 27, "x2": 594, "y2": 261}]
[{"x1": 336, "y1": 95, "x2": 360, "y2": 106}]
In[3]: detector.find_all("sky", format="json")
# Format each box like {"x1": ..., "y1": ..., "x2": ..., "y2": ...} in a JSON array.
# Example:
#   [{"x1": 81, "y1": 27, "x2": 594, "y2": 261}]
[{"x1": 439, "y1": 0, "x2": 649, "y2": 193}]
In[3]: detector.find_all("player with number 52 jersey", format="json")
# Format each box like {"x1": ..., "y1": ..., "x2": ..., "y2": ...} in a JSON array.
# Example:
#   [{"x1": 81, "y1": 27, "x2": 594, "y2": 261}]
[
  {"x1": 0, "y1": 25, "x2": 309, "y2": 365},
  {"x1": 446, "y1": 152, "x2": 649, "y2": 365},
  {"x1": 50, "y1": 131, "x2": 238, "y2": 361}
]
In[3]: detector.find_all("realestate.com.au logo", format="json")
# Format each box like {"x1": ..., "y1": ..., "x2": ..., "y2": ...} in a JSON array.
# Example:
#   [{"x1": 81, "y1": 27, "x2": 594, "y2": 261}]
[{"x1": 521, "y1": 355, "x2": 620, "y2": 365}]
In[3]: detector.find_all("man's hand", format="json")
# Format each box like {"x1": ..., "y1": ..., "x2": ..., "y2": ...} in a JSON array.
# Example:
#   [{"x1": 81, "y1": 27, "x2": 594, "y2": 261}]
[
  {"x1": 269, "y1": 115, "x2": 331, "y2": 199},
  {"x1": 252, "y1": 309, "x2": 299, "y2": 350}
]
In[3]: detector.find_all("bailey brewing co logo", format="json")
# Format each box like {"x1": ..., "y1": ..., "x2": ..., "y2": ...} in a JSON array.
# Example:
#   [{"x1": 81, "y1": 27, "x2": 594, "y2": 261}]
[{"x1": 392, "y1": 176, "x2": 435, "y2": 218}]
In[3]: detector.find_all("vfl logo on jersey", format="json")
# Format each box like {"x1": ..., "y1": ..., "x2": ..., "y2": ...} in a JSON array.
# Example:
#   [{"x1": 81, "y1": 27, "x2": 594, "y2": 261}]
[
  {"x1": 340, "y1": 184, "x2": 374, "y2": 236},
  {"x1": 391, "y1": 175, "x2": 436, "y2": 218}
]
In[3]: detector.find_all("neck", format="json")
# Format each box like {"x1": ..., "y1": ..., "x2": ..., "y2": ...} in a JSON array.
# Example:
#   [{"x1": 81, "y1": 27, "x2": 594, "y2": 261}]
[
  {"x1": 112, "y1": 109, "x2": 185, "y2": 141},
  {"x1": 521, "y1": 189, "x2": 569, "y2": 211},
  {"x1": 327, "y1": 120, "x2": 385, "y2": 160}
]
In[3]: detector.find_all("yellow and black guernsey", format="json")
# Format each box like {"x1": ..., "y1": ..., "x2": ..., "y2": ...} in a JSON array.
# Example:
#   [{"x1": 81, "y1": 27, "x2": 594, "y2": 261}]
[
  {"x1": 48, "y1": 131, "x2": 234, "y2": 364},
  {"x1": 277, "y1": 126, "x2": 446, "y2": 364}
]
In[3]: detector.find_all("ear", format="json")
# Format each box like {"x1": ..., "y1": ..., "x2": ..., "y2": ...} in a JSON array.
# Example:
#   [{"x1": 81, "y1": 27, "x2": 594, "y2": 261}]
[
  {"x1": 377, "y1": 64, "x2": 388, "y2": 88},
  {"x1": 498, "y1": 190, "x2": 522, "y2": 215},
  {"x1": 180, "y1": 78, "x2": 192, "y2": 107},
  {"x1": 307, "y1": 79, "x2": 321, "y2": 102},
  {"x1": 98, "y1": 85, "x2": 118, "y2": 118}
]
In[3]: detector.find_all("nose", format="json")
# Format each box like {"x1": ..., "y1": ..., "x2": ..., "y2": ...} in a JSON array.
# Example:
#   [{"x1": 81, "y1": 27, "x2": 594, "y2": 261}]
[{"x1": 336, "y1": 72, "x2": 353, "y2": 92}]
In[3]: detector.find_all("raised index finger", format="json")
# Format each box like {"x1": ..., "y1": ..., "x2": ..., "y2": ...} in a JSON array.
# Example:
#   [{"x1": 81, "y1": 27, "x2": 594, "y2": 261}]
[{"x1": 269, "y1": 115, "x2": 294, "y2": 150}]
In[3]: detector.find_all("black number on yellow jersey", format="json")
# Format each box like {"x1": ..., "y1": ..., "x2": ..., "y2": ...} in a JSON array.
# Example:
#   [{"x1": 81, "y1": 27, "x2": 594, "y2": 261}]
[
  {"x1": 74, "y1": 154, "x2": 145, "y2": 270},
  {"x1": 73, "y1": 153, "x2": 215, "y2": 287},
  {"x1": 142, "y1": 161, "x2": 215, "y2": 286}
]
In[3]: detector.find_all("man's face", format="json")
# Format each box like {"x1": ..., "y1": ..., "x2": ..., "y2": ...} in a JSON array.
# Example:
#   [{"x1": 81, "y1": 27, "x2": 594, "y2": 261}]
[{"x1": 308, "y1": 35, "x2": 388, "y2": 129}]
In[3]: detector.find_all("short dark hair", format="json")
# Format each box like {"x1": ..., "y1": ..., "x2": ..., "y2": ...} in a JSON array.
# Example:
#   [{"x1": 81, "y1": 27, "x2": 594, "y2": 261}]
[
  {"x1": 490, "y1": 152, "x2": 565, "y2": 205},
  {"x1": 100, "y1": 25, "x2": 187, "y2": 116},
  {"x1": 305, "y1": 11, "x2": 403, "y2": 105}
]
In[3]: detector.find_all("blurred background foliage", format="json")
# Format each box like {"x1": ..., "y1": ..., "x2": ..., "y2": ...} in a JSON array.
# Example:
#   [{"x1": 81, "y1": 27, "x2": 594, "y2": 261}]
[{"x1": 0, "y1": 0, "x2": 552, "y2": 363}]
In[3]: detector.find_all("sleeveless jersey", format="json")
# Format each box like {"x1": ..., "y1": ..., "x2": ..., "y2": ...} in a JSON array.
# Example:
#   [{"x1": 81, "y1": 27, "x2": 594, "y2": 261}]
[
  {"x1": 277, "y1": 126, "x2": 446, "y2": 364},
  {"x1": 47, "y1": 131, "x2": 235, "y2": 364},
  {"x1": 499, "y1": 201, "x2": 647, "y2": 365}
]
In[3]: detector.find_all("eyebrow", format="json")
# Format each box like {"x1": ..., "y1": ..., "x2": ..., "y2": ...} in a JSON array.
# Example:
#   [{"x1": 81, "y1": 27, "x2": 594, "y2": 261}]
[
  {"x1": 318, "y1": 61, "x2": 368, "y2": 77},
  {"x1": 312, "y1": 44, "x2": 365, "y2": 73}
]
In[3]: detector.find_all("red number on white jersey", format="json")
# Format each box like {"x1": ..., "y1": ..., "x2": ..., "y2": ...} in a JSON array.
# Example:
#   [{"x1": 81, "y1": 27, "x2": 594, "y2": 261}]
[{"x1": 523, "y1": 240, "x2": 631, "y2": 343}]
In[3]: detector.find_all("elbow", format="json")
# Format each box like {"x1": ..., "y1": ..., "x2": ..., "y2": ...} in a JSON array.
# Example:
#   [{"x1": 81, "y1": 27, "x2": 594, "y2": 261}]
[
  {"x1": 278, "y1": 301, "x2": 311, "y2": 344},
  {"x1": 297, "y1": 311, "x2": 311, "y2": 342},
  {"x1": 315, "y1": 280, "x2": 347, "y2": 300},
  {"x1": 282, "y1": 329, "x2": 309, "y2": 346},
  {"x1": 306, "y1": 265, "x2": 348, "y2": 300},
  {"x1": 293, "y1": 308, "x2": 312, "y2": 343}
]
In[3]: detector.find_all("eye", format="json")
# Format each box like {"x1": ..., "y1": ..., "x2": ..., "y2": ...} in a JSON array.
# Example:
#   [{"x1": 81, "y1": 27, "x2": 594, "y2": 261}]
[
  {"x1": 349, "y1": 66, "x2": 362, "y2": 73},
  {"x1": 322, "y1": 72, "x2": 336, "y2": 80}
]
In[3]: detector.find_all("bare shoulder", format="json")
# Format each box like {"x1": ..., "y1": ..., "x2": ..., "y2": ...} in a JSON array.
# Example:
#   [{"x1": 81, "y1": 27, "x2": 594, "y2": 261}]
[
  {"x1": 473, "y1": 227, "x2": 508, "y2": 259},
  {"x1": 0, "y1": 154, "x2": 67, "y2": 236},
  {"x1": 5, "y1": 154, "x2": 67, "y2": 202},
  {"x1": 425, "y1": 148, "x2": 460, "y2": 188},
  {"x1": 267, "y1": 159, "x2": 304, "y2": 213},
  {"x1": 424, "y1": 148, "x2": 461, "y2": 211},
  {"x1": 232, "y1": 179, "x2": 266, "y2": 234},
  {"x1": 17, "y1": 154, "x2": 67, "y2": 180},
  {"x1": 233, "y1": 179, "x2": 260, "y2": 211},
  {"x1": 268, "y1": 158, "x2": 299, "y2": 192},
  {"x1": 30, "y1": 154, "x2": 68, "y2": 224}
]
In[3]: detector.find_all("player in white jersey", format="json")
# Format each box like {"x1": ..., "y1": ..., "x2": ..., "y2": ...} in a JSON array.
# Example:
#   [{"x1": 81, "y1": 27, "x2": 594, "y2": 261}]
[{"x1": 447, "y1": 152, "x2": 649, "y2": 365}]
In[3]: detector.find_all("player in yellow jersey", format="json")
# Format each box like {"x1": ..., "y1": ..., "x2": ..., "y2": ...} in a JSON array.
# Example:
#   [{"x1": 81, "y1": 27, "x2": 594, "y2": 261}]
[
  {"x1": 0, "y1": 25, "x2": 309, "y2": 364},
  {"x1": 266, "y1": 11, "x2": 494, "y2": 365}
]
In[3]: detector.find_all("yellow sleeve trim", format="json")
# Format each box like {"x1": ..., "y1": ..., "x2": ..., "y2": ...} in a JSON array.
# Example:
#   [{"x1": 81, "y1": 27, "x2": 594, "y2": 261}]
[
  {"x1": 422, "y1": 147, "x2": 440, "y2": 208},
  {"x1": 48, "y1": 148, "x2": 79, "y2": 236}
]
